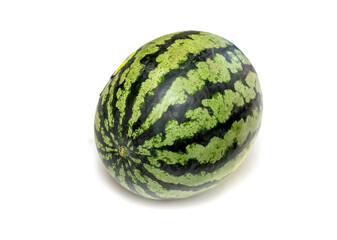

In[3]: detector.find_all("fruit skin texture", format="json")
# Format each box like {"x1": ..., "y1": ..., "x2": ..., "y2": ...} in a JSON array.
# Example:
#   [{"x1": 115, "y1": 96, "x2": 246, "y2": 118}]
[{"x1": 94, "y1": 31, "x2": 262, "y2": 200}]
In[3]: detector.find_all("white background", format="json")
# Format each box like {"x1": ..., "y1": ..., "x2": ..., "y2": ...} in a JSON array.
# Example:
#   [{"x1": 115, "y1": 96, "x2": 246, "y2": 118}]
[{"x1": 1, "y1": 0, "x2": 336, "y2": 239}]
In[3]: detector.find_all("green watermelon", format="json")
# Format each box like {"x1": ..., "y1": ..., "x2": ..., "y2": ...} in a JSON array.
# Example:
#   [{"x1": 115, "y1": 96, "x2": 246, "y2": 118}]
[{"x1": 94, "y1": 31, "x2": 262, "y2": 200}]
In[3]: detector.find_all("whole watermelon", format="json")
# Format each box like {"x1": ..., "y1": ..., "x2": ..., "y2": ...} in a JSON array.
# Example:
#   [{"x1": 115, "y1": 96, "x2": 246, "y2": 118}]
[{"x1": 94, "y1": 31, "x2": 262, "y2": 200}]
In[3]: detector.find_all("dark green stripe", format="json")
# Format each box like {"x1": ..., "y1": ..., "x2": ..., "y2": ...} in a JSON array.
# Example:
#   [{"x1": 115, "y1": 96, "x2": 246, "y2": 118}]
[
  {"x1": 132, "y1": 161, "x2": 218, "y2": 192},
  {"x1": 113, "y1": 56, "x2": 138, "y2": 141},
  {"x1": 131, "y1": 47, "x2": 228, "y2": 135},
  {"x1": 156, "y1": 123, "x2": 261, "y2": 176},
  {"x1": 121, "y1": 129, "x2": 258, "y2": 196},
  {"x1": 160, "y1": 91, "x2": 261, "y2": 153},
  {"x1": 121, "y1": 31, "x2": 201, "y2": 142},
  {"x1": 95, "y1": 75, "x2": 124, "y2": 176},
  {"x1": 133, "y1": 52, "x2": 256, "y2": 148},
  {"x1": 128, "y1": 173, "x2": 161, "y2": 199},
  {"x1": 133, "y1": 44, "x2": 242, "y2": 134},
  {"x1": 96, "y1": 79, "x2": 117, "y2": 148}
]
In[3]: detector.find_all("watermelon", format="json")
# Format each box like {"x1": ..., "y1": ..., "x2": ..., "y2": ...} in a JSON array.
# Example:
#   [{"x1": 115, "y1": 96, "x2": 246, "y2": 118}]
[{"x1": 94, "y1": 31, "x2": 262, "y2": 200}]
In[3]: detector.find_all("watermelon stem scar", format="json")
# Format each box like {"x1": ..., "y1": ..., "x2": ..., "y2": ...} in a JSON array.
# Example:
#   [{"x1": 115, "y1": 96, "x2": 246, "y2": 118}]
[{"x1": 118, "y1": 146, "x2": 128, "y2": 157}]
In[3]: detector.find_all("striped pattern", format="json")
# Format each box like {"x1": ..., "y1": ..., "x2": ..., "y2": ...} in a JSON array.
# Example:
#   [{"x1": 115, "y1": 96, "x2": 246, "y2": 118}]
[{"x1": 94, "y1": 31, "x2": 263, "y2": 200}]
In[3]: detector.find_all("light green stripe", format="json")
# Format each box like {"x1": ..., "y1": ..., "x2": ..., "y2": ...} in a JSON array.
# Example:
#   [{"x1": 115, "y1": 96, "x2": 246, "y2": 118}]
[
  {"x1": 143, "y1": 134, "x2": 257, "y2": 187},
  {"x1": 94, "y1": 110, "x2": 101, "y2": 132},
  {"x1": 234, "y1": 49, "x2": 251, "y2": 65},
  {"x1": 140, "y1": 108, "x2": 216, "y2": 154},
  {"x1": 124, "y1": 169, "x2": 156, "y2": 199},
  {"x1": 117, "y1": 164, "x2": 129, "y2": 190},
  {"x1": 136, "y1": 171, "x2": 228, "y2": 199},
  {"x1": 107, "y1": 165, "x2": 117, "y2": 178},
  {"x1": 133, "y1": 184, "x2": 155, "y2": 199},
  {"x1": 128, "y1": 32, "x2": 230, "y2": 138},
  {"x1": 254, "y1": 74, "x2": 262, "y2": 94},
  {"x1": 132, "y1": 53, "x2": 243, "y2": 139},
  {"x1": 100, "y1": 77, "x2": 113, "y2": 107},
  {"x1": 139, "y1": 175, "x2": 199, "y2": 199},
  {"x1": 138, "y1": 71, "x2": 257, "y2": 155},
  {"x1": 99, "y1": 72, "x2": 120, "y2": 135},
  {"x1": 124, "y1": 167, "x2": 198, "y2": 199},
  {"x1": 234, "y1": 72, "x2": 257, "y2": 103},
  {"x1": 103, "y1": 118, "x2": 119, "y2": 146},
  {"x1": 94, "y1": 111, "x2": 117, "y2": 150},
  {"x1": 129, "y1": 156, "x2": 141, "y2": 164},
  {"x1": 114, "y1": 33, "x2": 177, "y2": 133},
  {"x1": 202, "y1": 89, "x2": 245, "y2": 123},
  {"x1": 97, "y1": 152, "x2": 113, "y2": 162},
  {"x1": 144, "y1": 107, "x2": 262, "y2": 166}
]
